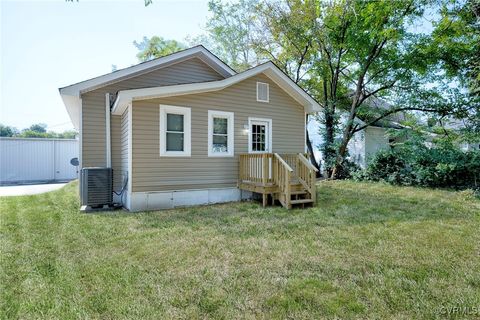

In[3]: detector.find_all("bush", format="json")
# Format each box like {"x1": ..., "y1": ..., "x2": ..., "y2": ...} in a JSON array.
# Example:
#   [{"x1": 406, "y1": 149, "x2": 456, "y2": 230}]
[
  {"x1": 335, "y1": 158, "x2": 360, "y2": 179},
  {"x1": 356, "y1": 142, "x2": 480, "y2": 192}
]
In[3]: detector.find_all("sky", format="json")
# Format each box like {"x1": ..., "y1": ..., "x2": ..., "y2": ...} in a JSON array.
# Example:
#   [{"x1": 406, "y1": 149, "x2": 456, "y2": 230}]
[{"x1": 0, "y1": 0, "x2": 211, "y2": 132}]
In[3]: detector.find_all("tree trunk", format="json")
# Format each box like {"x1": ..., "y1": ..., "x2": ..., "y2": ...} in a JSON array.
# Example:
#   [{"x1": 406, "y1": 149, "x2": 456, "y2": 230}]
[
  {"x1": 330, "y1": 84, "x2": 363, "y2": 179},
  {"x1": 322, "y1": 107, "x2": 335, "y2": 177},
  {"x1": 330, "y1": 132, "x2": 351, "y2": 179}
]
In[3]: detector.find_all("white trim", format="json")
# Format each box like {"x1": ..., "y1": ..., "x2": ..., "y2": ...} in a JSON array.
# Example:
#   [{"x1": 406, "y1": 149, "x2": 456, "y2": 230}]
[
  {"x1": 59, "y1": 94, "x2": 82, "y2": 131},
  {"x1": 127, "y1": 104, "x2": 133, "y2": 209},
  {"x1": 127, "y1": 187, "x2": 252, "y2": 211},
  {"x1": 248, "y1": 117, "x2": 272, "y2": 153},
  {"x1": 207, "y1": 110, "x2": 234, "y2": 157},
  {"x1": 105, "y1": 93, "x2": 111, "y2": 167},
  {"x1": 256, "y1": 82, "x2": 269, "y2": 102},
  {"x1": 159, "y1": 105, "x2": 191, "y2": 157},
  {"x1": 305, "y1": 112, "x2": 308, "y2": 153},
  {"x1": 112, "y1": 62, "x2": 322, "y2": 116}
]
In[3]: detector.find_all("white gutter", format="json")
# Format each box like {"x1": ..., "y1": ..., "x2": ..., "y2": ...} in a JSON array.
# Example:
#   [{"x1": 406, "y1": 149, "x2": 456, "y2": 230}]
[{"x1": 105, "y1": 93, "x2": 111, "y2": 168}]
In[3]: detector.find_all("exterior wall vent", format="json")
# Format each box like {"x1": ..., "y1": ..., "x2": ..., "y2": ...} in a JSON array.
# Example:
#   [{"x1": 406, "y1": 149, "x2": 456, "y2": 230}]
[
  {"x1": 80, "y1": 167, "x2": 113, "y2": 208},
  {"x1": 256, "y1": 82, "x2": 269, "y2": 102}
]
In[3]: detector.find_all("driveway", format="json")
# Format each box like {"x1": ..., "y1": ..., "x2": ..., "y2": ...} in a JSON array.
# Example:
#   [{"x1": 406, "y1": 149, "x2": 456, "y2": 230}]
[{"x1": 0, "y1": 183, "x2": 68, "y2": 197}]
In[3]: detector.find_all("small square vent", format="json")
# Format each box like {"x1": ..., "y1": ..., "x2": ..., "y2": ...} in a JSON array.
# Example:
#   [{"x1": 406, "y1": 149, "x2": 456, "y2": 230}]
[{"x1": 256, "y1": 82, "x2": 269, "y2": 102}]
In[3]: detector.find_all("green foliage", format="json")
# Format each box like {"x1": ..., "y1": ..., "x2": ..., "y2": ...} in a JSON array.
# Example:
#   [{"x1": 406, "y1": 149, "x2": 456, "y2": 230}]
[
  {"x1": 357, "y1": 140, "x2": 480, "y2": 192},
  {"x1": 17, "y1": 130, "x2": 77, "y2": 139},
  {"x1": 133, "y1": 36, "x2": 186, "y2": 62},
  {"x1": 200, "y1": 0, "x2": 478, "y2": 178},
  {"x1": 426, "y1": 0, "x2": 480, "y2": 95},
  {"x1": 27, "y1": 123, "x2": 47, "y2": 133},
  {"x1": 0, "y1": 124, "x2": 18, "y2": 137},
  {"x1": 333, "y1": 158, "x2": 359, "y2": 180},
  {"x1": 0, "y1": 123, "x2": 76, "y2": 139}
]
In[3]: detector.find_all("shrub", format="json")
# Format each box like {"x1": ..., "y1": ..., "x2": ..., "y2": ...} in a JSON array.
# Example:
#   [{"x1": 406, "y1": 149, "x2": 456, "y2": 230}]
[
  {"x1": 335, "y1": 159, "x2": 360, "y2": 179},
  {"x1": 356, "y1": 142, "x2": 480, "y2": 192}
]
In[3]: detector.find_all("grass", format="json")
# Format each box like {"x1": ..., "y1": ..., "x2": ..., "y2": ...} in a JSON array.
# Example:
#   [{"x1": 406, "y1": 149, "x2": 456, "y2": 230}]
[{"x1": 1, "y1": 181, "x2": 479, "y2": 319}]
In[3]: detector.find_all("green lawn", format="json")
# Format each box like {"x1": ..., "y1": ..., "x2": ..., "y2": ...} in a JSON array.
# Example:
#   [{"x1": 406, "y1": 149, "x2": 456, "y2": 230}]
[{"x1": 1, "y1": 181, "x2": 479, "y2": 319}]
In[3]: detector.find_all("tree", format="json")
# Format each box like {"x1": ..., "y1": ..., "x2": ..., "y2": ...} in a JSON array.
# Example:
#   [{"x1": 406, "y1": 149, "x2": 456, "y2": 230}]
[
  {"x1": 0, "y1": 124, "x2": 18, "y2": 137},
  {"x1": 133, "y1": 36, "x2": 186, "y2": 62},
  {"x1": 197, "y1": 0, "x2": 323, "y2": 170},
  {"x1": 27, "y1": 123, "x2": 47, "y2": 133},
  {"x1": 201, "y1": 0, "x2": 479, "y2": 178},
  {"x1": 189, "y1": 0, "x2": 260, "y2": 72}
]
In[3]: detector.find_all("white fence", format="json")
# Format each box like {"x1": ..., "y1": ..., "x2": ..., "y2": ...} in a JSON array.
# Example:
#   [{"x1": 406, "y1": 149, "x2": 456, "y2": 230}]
[{"x1": 0, "y1": 137, "x2": 79, "y2": 184}]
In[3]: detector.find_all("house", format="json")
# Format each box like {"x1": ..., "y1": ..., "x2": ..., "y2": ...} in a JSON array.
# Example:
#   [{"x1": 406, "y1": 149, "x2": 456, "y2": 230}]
[
  {"x1": 308, "y1": 116, "x2": 403, "y2": 170},
  {"x1": 59, "y1": 46, "x2": 321, "y2": 211}
]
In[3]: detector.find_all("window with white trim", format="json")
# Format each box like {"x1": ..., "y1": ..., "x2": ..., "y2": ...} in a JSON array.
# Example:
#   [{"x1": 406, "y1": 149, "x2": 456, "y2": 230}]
[
  {"x1": 208, "y1": 110, "x2": 234, "y2": 157},
  {"x1": 160, "y1": 105, "x2": 191, "y2": 156},
  {"x1": 256, "y1": 82, "x2": 269, "y2": 102}
]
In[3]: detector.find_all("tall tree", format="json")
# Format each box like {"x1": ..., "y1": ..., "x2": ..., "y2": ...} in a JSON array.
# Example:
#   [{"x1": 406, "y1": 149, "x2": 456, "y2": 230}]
[
  {"x1": 133, "y1": 36, "x2": 186, "y2": 62},
  {"x1": 201, "y1": 0, "x2": 479, "y2": 178},
  {"x1": 27, "y1": 123, "x2": 47, "y2": 133},
  {"x1": 0, "y1": 124, "x2": 18, "y2": 137}
]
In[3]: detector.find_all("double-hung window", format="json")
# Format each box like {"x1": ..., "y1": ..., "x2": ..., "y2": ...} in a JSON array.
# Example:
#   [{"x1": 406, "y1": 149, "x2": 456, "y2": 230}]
[
  {"x1": 160, "y1": 105, "x2": 191, "y2": 157},
  {"x1": 208, "y1": 110, "x2": 234, "y2": 157}
]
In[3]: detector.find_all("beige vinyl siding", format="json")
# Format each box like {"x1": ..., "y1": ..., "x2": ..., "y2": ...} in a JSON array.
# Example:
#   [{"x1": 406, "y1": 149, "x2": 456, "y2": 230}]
[
  {"x1": 131, "y1": 73, "x2": 305, "y2": 192},
  {"x1": 81, "y1": 57, "x2": 225, "y2": 177}
]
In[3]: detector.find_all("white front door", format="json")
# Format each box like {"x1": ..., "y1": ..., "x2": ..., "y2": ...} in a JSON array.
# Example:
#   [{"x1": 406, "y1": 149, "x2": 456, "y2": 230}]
[{"x1": 248, "y1": 118, "x2": 272, "y2": 153}]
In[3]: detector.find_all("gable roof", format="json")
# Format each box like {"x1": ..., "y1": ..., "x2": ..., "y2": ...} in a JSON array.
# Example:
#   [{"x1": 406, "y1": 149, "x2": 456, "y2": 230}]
[
  {"x1": 59, "y1": 46, "x2": 321, "y2": 129},
  {"x1": 111, "y1": 61, "x2": 322, "y2": 115},
  {"x1": 59, "y1": 46, "x2": 236, "y2": 129},
  {"x1": 60, "y1": 45, "x2": 235, "y2": 96}
]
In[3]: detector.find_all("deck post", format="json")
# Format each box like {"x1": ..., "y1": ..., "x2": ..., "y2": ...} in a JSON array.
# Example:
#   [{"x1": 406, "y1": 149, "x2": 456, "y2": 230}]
[
  {"x1": 262, "y1": 153, "x2": 268, "y2": 185},
  {"x1": 285, "y1": 170, "x2": 291, "y2": 209}
]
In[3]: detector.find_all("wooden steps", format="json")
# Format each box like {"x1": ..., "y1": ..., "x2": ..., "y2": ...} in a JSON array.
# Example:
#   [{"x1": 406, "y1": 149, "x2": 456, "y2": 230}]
[{"x1": 239, "y1": 153, "x2": 318, "y2": 209}]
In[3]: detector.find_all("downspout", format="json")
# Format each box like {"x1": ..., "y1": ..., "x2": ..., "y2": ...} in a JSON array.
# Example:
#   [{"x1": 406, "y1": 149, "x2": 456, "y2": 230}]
[{"x1": 105, "y1": 93, "x2": 111, "y2": 168}]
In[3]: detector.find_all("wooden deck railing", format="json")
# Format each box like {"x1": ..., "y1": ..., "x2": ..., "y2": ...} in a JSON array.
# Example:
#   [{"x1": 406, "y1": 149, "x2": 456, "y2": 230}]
[
  {"x1": 272, "y1": 153, "x2": 294, "y2": 208},
  {"x1": 239, "y1": 153, "x2": 274, "y2": 185},
  {"x1": 239, "y1": 153, "x2": 317, "y2": 209},
  {"x1": 296, "y1": 153, "x2": 318, "y2": 204}
]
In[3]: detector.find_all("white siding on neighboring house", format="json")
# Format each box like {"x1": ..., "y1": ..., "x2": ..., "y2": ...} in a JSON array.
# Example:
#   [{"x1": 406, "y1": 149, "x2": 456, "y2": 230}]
[
  {"x1": 460, "y1": 142, "x2": 480, "y2": 151},
  {"x1": 348, "y1": 130, "x2": 366, "y2": 168},
  {"x1": 364, "y1": 126, "x2": 391, "y2": 161},
  {"x1": 307, "y1": 118, "x2": 392, "y2": 170},
  {"x1": 0, "y1": 138, "x2": 79, "y2": 184},
  {"x1": 307, "y1": 116, "x2": 367, "y2": 169}
]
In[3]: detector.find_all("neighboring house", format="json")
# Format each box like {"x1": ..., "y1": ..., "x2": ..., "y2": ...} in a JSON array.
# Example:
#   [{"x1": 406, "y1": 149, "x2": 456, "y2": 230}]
[
  {"x1": 0, "y1": 137, "x2": 78, "y2": 184},
  {"x1": 308, "y1": 116, "x2": 402, "y2": 170},
  {"x1": 442, "y1": 118, "x2": 480, "y2": 151},
  {"x1": 59, "y1": 46, "x2": 321, "y2": 211}
]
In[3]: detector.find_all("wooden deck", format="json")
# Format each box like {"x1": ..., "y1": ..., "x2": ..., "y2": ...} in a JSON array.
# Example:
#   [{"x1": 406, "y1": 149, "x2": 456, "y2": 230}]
[{"x1": 238, "y1": 153, "x2": 318, "y2": 209}]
